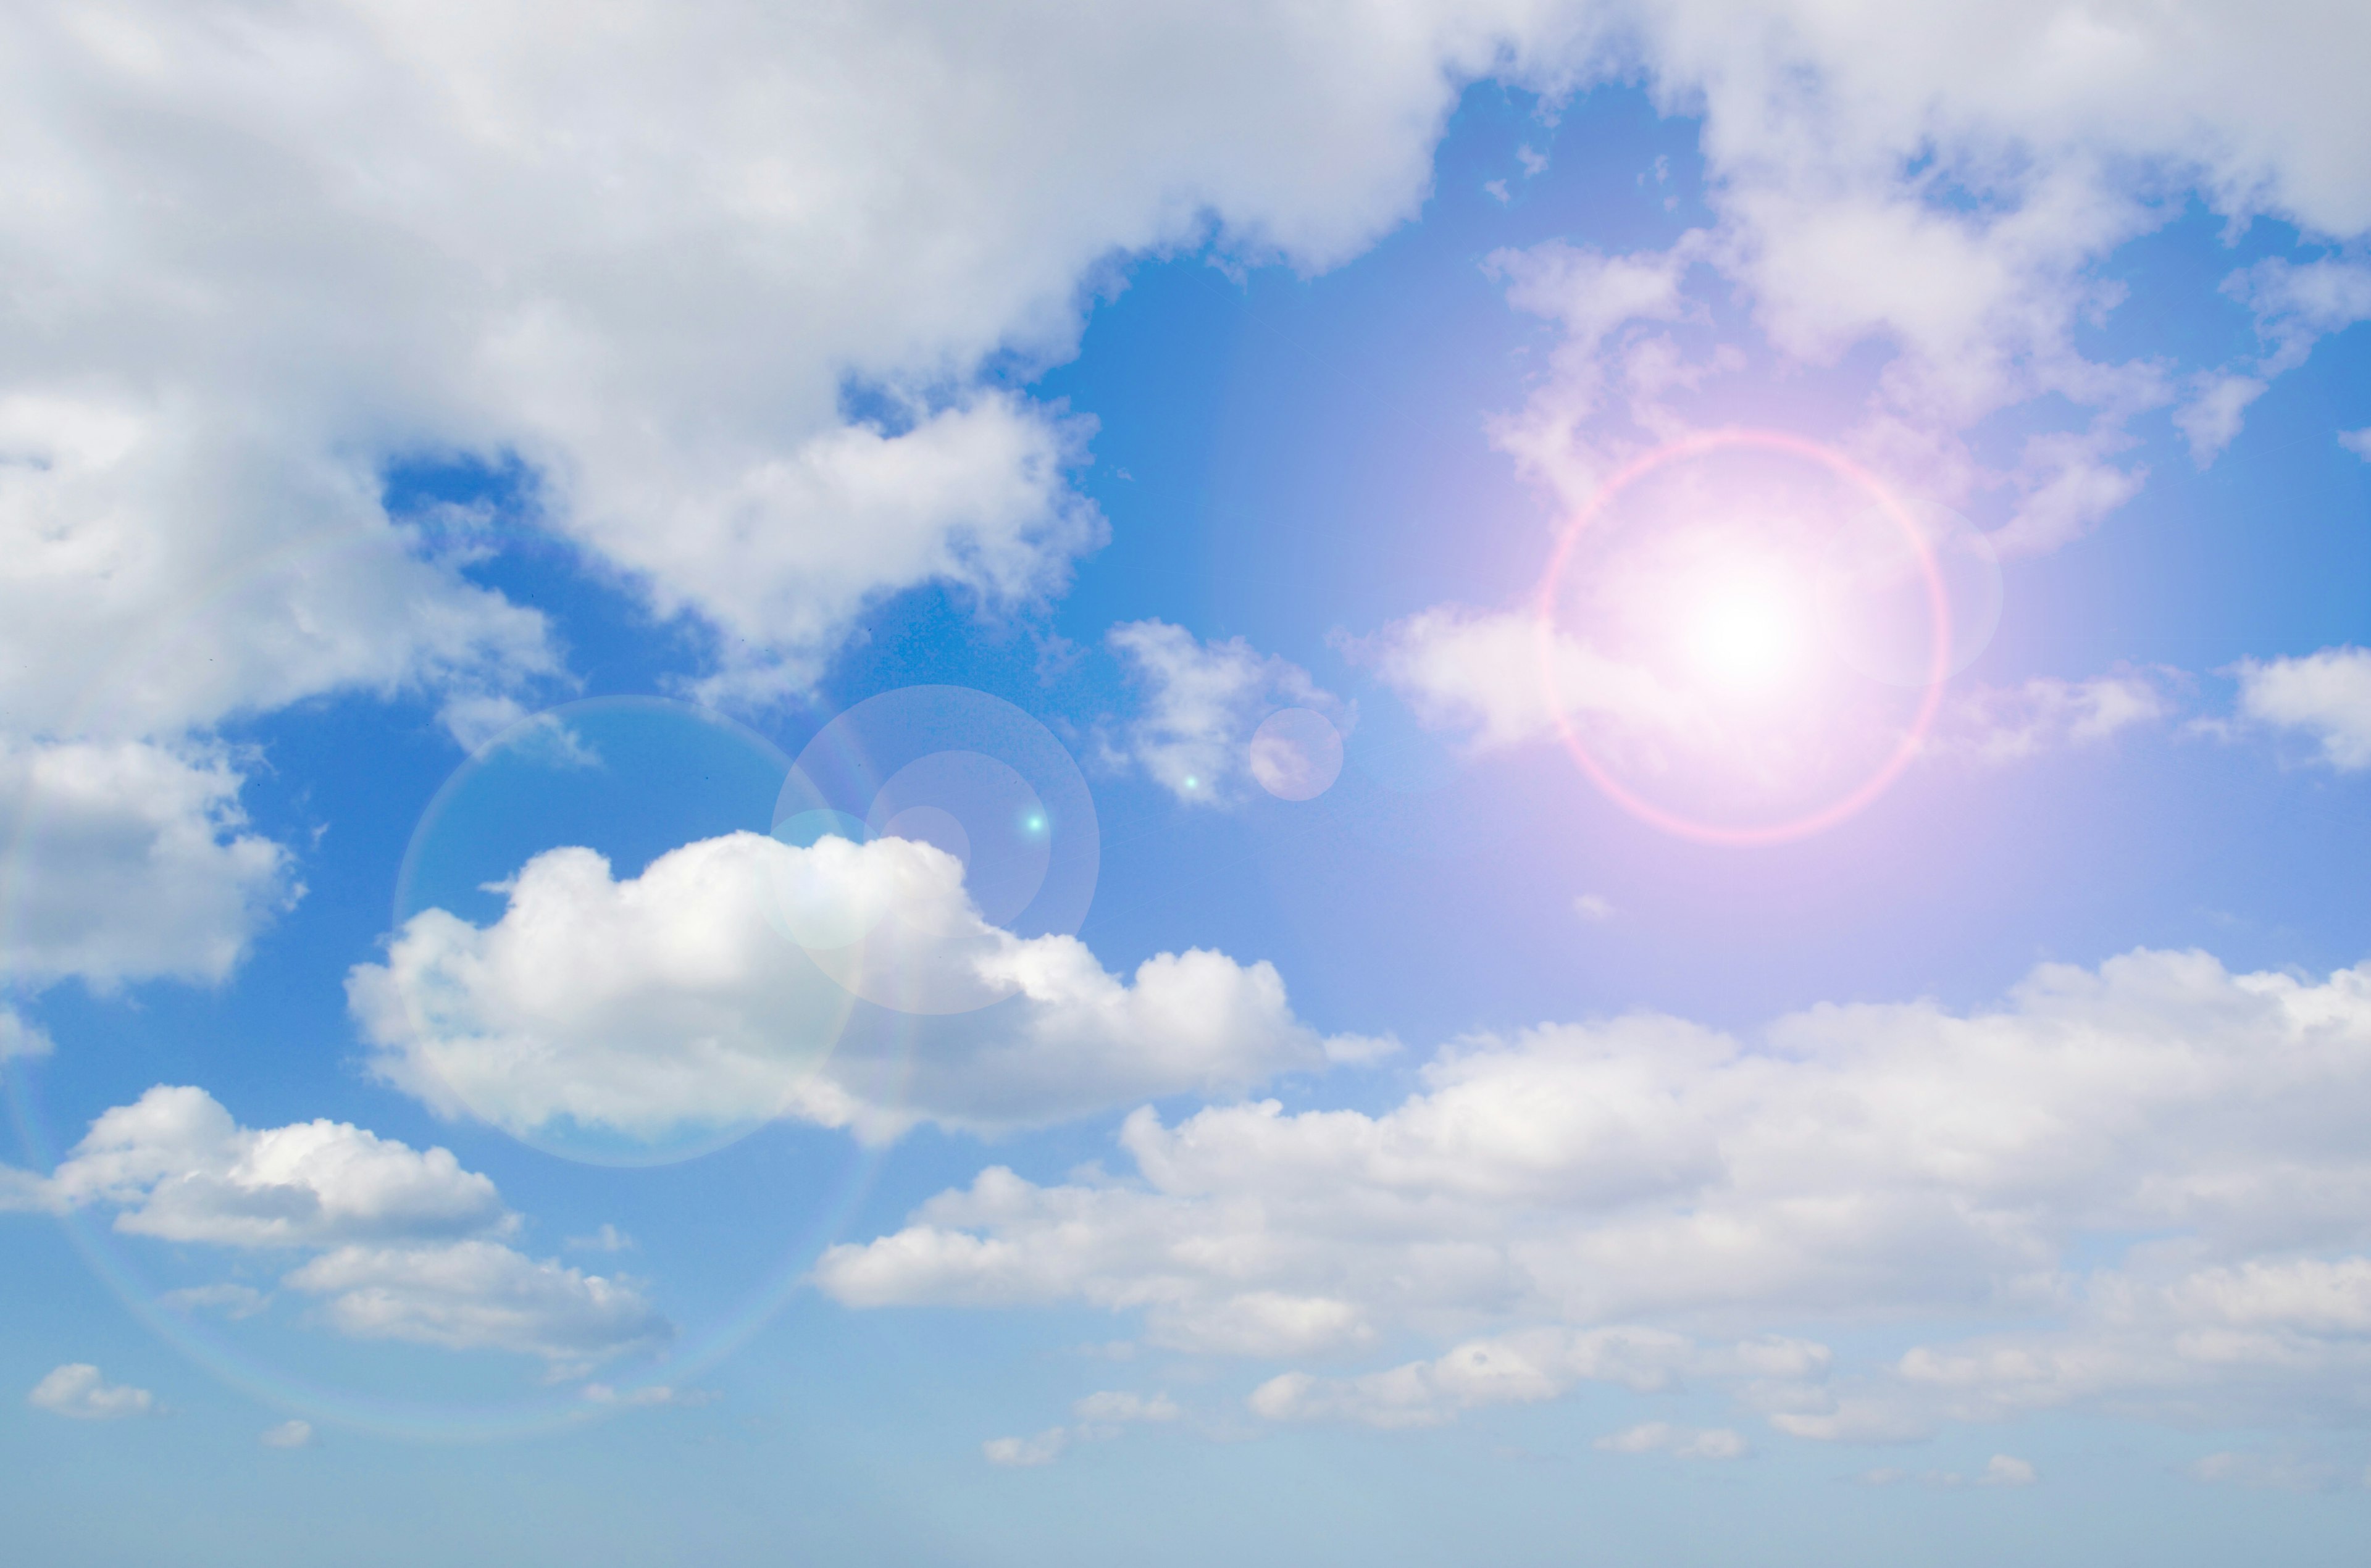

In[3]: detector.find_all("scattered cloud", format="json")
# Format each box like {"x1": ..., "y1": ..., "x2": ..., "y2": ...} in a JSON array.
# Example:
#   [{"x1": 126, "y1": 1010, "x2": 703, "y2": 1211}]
[
  {"x1": 259, "y1": 1419, "x2": 314, "y2": 1449},
  {"x1": 1106, "y1": 622, "x2": 1350, "y2": 806},
  {"x1": 983, "y1": 1428, "x2": 1069, "y2": 1468},
  {"x1": 567, "y1": 1225, "x2": 637, "y2": 1254},
  {"x1": 822, "y1": 947, "x2": 2371, "y2": 1440},
  {"x1": 1936, "y1": 671, "x2": 2178, "y2": 762},
  {"x1": 2341, "y1": 429, "x2": 2371, "y2": 462},
  {"x1": 27, "y1": 1364, "x2": 153, "y2": 1420},
  {"x1": 1573, "y1": 894, "x2": 1616, "y2": 923},
  {"x1": 3, "y1": 1086, "x2": 663, "y2": 1367},
  {"x1": 2234, "y1": 646, "x2": 2371, "y2": 769}
]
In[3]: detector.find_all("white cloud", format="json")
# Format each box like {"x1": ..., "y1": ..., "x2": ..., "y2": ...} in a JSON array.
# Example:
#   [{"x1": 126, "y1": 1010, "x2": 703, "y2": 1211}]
[
  {"x1": 4, "y1": 1085, "x2": 664, "y2": 1365},
  {"x1": 1072, "y1": 1390, "x2": 1179, "y2": 1425},
  {"x1": 1355, "y1": 606, "x2": 1689, "y2": 753},
  {"x1": 1980, "y1": 1454, "x2": 2038, "y2": 1486},
  {"x1": 0, "y1": 739, "x2": 298, "y2": 992},
  {"x1": 579, "y1": 1382, "x2": 714, "y2": 1409},
  {"x1": 39, "y1": 1085, "x2": 504, "y2": 1249},
  {"x1": 285, "y1": 1241, "x2": 667, "y2": 1363},
  {"x1": 2235, "y1": 646, "x2": 2371, "y2": 769},
  {"x1": 0, "y1": 0, "x2": 1594, "y2": 713},
  {"x1": 0, "y1": 1005, "x2": 54, "y2": 1061},
  {"x1": 259, "y1": 1419, "x2": 314, "y2": 1449},
  {"x1": 1106, "y1": 622, "x2": 1349, "y2": 806},
  {"x1": 2189, "y1": 1451, "x2": 2346, "y2": 1493},
  {"x1": 352, "y1": 831, "x2": 1384, "y2": 1145},
  {"x1": 1937, "y1": 671, "x2": 2177, "y2": 762},
  {"x1": 983, "y1": 1428, "x2": 1069, "y2": 1468},
  {"x1": 160, "y1": 1283, "x2": 271, "y2": 1320},
  {"x1": 1595, "y1": 1422, "x2": 1749, "y2": 1460},
  {"x1": 566, "y1": 1224, "x2": 636, "y2": 1254},
  {"x1": 1573, "y1": 894, "x2": 1616, "y2": 923},
  {"x1": 2341, "y1": 429, "x2": 2371, "y2": 462},
  {"x1": 820, "y1": 948, "x2": 2371, "y2": 1438},
  {"x1": 1, "y1": 0, "x2": 2363, "y2": 733},
  {"x1": 27, "y1": 1364, "x2": 153, "y2": 1420}
]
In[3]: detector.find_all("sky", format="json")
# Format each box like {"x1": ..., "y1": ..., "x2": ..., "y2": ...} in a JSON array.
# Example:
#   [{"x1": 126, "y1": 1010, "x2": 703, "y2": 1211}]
[{"x1": 3, "y1": 2, "x2": 2370, "y2": 1563}]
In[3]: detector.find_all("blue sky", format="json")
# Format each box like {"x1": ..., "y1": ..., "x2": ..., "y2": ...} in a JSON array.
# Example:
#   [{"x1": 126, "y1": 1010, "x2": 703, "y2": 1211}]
[{"x1": 4, "y1": 6, "x2": 2371, "y2": 1563}]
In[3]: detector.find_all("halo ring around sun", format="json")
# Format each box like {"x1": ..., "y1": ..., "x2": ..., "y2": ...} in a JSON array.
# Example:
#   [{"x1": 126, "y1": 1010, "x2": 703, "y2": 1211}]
[{"x1": 1534, "y1": 428, "x2": 1951, "y2": 846}]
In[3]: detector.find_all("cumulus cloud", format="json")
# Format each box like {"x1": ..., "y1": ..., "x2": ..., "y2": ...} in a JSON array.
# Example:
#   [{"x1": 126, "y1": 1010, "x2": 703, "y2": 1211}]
[
  {"x1": 36, "y1": 1085, "x2": 503, "y2": 1248},
  {"x1": 27, "y1": 1364, "x2": 154, "y2": 1420},
  {"x1": 4, "y1": 1086, "x2": 662, "y2": 1365},
  {"x1": 351, "y1": 830, "x2": 1384, "y2": 1145},
  {"x1": 0, "y1": 739, "x2": 299, "y2": 992},
  {"x1": 0, "y1": 0, "x2": 1600, "y2": 713},
  {"x1": 2235, "y1": 646, "x2": 2371, "y2": 769},
  {"x1": 285, "y1": 1241, "x2": 667, "y2": 1362},
  {"x1": 1106, "y1": 622, "x2": 1349, "y2": 806},
  {"x1": 819, "y1": 948, "x2": 2371, "y2": 1440}
]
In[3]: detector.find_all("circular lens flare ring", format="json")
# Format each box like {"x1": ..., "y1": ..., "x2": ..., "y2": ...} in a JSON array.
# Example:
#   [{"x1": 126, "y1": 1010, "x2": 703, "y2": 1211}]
[{"x1": 1534, "y1": 428, "x2": 1951, "y2": 846}]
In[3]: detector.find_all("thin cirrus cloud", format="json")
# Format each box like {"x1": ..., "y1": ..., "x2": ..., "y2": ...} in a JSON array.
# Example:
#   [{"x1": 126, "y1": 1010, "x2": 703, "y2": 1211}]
[
  {"x1": 0, "y1": 1085, "x2": 664, "y2": 1366},
  {"x1": 818, "y1": 947, "x2": 2371, "y2": 1440},
  {"x1": 349, "y1": 831, "x2": 1389, "y2": 1147}
]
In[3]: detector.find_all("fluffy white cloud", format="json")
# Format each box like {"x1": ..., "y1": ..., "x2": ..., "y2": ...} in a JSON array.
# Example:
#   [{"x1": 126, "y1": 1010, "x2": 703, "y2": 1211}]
[
  {"x1": 1106, "y1": 622, "x2": 1349, "y2": 806},
  {"x1": 2235, "y1": 646, "x2": 2371, "y2": 769},
  {"x1": 27, "y1": 1364, "x2": 153, "y2": 1420},
  {"x1": 0, "y1": 739, "x2": 298, "y2": 991},
  {"x1": 38, "y1": 1085, "x2": 503, "y2": 1248},
  {"x1": 285, "y1": 1241, "x2": 667, "y2": 1362},
  {"x1": 351, "y1": 830, "x2": 1384, "y2": 1145},
  {"x1": 819, "y1": 947, "x2": 2371, "y2": 1438},
  {"x1": 3, "y1": 1085, "x2": 663, "y2": 1365},
  {"x1": 0, "y1": 0, "x2": 1595, "y2": 709},
  {"x1": 13, "y1": 0, "x2": 2356, "y2": 725}
]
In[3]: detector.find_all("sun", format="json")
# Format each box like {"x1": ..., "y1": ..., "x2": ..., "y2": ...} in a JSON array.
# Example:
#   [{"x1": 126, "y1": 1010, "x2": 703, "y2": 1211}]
[{"x1": 1676, "y1": 567, "x2": 1814, "y2": 696}]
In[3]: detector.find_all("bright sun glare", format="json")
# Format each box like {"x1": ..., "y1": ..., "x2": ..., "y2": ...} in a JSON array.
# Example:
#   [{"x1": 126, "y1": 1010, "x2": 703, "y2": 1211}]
[{"x1": 1679, "y1": 573, "x2": 1810, "y2": 694}]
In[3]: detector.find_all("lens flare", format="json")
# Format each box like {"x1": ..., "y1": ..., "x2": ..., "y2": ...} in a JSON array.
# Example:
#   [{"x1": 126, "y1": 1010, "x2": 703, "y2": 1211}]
[{"x1": 1534, "y1": 428, "x2": 1951, "y2": 845}]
